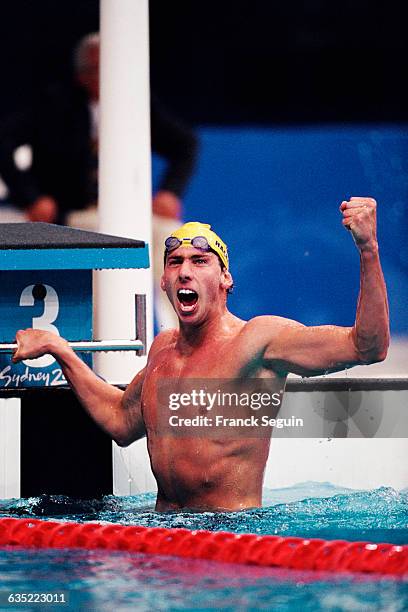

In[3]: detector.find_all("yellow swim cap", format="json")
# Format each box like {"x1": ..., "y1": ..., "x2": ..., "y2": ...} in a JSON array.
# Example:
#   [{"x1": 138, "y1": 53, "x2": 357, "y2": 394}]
[{"x1": 164, "y1": 221, "x2": 229, "y2": 270}]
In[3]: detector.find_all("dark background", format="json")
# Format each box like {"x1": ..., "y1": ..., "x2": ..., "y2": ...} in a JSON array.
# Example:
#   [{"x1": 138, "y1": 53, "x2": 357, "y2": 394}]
[{"x1": 1, "y1": 0, "x2": 407, "y2": 124}]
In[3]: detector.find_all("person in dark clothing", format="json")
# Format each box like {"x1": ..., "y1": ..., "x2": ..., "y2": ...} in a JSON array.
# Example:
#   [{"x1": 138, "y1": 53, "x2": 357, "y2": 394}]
[
  {"x1": 0, "y1": 32, "x2": 199, "y2": 329},
  {"x1": 0, "y1": 33, "x2": 198, "y2": 224},
  {"x1": 0, "y1": 84, "x2": 197, "y2": 225}
]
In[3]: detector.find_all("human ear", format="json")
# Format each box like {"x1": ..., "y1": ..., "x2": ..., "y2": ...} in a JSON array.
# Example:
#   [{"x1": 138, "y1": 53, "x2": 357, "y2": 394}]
[
  {"x1": 221, "y1": 270, "x2": 233, "y2": 292},
  {"x1": 160, "y1": 274, "x2": 166, "y2": 292}
]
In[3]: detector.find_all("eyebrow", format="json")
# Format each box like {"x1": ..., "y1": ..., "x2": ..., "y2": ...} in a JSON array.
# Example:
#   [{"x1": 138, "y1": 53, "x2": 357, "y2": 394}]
[
  {"x1": 191, "y1": 253, "x2": 210, "y2": 260},
  {"x1": 167, "y1": 253, "x2": 213, "y2": 263}
]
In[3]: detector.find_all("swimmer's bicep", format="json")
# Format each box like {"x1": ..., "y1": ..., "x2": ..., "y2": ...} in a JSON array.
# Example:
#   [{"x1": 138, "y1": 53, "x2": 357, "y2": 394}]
[{"x1": 260, "y1": 319, "x2": 359, "y2": 375}]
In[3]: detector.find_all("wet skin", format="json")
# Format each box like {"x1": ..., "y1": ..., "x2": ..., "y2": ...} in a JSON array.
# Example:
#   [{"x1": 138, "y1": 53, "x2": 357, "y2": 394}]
[
  {"x1": 13, "y1": 199, "x2": 390, "y2": 511},
  {"x1": 141, "y1": 315, "x2": 282, "y2": 511}
]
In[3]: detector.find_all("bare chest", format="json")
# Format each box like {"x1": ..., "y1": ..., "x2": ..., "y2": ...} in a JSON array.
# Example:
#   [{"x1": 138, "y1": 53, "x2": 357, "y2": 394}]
[
  {"x1": 156, "y1": 338, "x2": 249, "y2": 379},
  {"x1": 141, "y1": 342, "x2": 244, "y2": 422}
]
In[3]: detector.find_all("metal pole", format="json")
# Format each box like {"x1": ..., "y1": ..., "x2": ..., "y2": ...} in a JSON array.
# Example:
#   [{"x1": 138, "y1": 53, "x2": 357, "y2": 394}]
[{"x1": 96, "y1": 0, "x2": 153, "y2": 384}]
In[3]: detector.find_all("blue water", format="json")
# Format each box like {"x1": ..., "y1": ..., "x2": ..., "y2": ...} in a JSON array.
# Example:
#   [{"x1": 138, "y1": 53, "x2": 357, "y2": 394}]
[{"x1": 0, "y1": 483, "x2": 407, "y2": 611}]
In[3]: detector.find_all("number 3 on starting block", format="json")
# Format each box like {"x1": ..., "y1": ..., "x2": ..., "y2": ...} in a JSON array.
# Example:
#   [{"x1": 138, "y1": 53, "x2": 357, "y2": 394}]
[{"x1": 0, "y1": 270, "x2": 92, "y2": 389}]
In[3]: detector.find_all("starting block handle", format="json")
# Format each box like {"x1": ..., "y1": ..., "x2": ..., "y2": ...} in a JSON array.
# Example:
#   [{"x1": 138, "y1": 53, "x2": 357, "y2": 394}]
[
  {"x1": 0, "y1": 339, "x2": 144, "y2": 354},
  {"x1": 135, "y1": 293, "x2": 147, "y2": 356}
]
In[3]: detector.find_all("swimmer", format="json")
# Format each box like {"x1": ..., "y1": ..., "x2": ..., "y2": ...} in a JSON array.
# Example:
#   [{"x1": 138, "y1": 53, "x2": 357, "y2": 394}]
[{"x1": 12, "y1": 197, "x2": 389, "y2": 511}]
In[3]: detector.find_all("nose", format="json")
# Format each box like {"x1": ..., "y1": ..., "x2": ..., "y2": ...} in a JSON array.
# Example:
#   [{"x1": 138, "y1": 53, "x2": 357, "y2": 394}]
[{"x1": 178, "y1": 259, "x2": 193, "y2": 282}]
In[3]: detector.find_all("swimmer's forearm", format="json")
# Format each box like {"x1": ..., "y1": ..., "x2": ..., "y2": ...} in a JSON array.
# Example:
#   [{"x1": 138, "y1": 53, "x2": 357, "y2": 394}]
[
  {"x1": 47, "y1": 340, "x2": 131, "y2": 441},
  {"x1": 13, "y1": 329, "x2": 145, "y2": 443},
  {"x1": 353, "y1": 242, "x2": 389, "y2": 362}
]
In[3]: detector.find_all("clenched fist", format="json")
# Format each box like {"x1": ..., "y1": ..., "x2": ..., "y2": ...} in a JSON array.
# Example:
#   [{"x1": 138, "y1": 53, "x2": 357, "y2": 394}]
[
  {"x1": 12, "y1": 329, "x2": 67, "y2": 363},
  {"x1": 340, "y1": 197, "x2": 378, "y2": 252}
]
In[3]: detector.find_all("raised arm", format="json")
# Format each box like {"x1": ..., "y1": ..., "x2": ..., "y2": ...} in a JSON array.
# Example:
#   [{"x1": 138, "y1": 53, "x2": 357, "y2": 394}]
[
  {"x1": 12, "y1": 330, "x2": 146, "y2": 445},
  {"x1": 255, "y1": 197, "x2": 389, "y2": 376}
]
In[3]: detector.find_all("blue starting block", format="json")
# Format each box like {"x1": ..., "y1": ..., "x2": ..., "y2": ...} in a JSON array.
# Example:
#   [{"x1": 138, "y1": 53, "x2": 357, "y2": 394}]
[{"x1": 0, "y1": 223, "x2": 149, "y2": 389}]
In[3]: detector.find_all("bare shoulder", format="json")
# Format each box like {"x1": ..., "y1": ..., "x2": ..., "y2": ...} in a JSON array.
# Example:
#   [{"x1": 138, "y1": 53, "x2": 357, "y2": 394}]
[
  {"x1": 230, "y1": 315, "x2": 304, "y2": 376},
  {"x1": 234, "y1": 315, "x2": 305, "y2": 364},
  {"x1": 243, "y1": 315, "x2": 305, "y2": 342},
  {"x1": 149, "y1": 328, "x2": 178, "y2": 358}
]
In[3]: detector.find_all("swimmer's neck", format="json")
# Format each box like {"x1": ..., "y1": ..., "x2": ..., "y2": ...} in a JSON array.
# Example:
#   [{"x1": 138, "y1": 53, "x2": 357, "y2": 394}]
[{"x1": 177, "y1": 309, "x2": 240, "y2": 351}]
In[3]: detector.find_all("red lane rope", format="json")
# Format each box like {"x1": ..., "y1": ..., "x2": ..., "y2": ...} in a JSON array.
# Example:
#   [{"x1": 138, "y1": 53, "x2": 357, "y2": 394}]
[{"x1": 0, "y1": 517, "x2": 407, "y2": 576}]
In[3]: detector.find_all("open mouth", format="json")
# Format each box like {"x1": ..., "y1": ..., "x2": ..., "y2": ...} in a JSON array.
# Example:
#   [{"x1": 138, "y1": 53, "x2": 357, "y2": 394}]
[{"x1": 177, "y1": 288, "x2": 198, "y2": 313}]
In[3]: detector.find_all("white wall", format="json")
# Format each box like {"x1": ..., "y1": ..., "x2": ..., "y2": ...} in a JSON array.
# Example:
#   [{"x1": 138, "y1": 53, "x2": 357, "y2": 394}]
[{"x1": 0, "y1": 398, "x2": 20, "y2": 499}]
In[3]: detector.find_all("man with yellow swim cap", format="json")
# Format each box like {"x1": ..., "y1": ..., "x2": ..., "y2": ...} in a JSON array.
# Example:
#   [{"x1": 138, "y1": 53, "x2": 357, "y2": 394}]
[{"x1": 13, "y1": 198, "x2": 389, "y2": 512}]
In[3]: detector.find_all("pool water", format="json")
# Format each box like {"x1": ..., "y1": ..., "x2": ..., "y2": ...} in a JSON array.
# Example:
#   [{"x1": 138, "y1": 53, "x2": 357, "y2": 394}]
[{"x1": 0, "y1": 483, "x2": 407, "y2": 611}]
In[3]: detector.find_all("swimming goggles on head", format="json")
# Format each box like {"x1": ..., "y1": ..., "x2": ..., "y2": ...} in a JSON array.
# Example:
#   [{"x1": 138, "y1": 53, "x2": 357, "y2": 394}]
[{"x1": 164, "y1": 235, "x2": 211, "y2": 252}]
